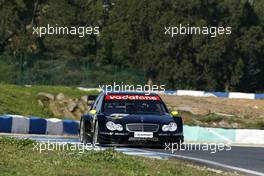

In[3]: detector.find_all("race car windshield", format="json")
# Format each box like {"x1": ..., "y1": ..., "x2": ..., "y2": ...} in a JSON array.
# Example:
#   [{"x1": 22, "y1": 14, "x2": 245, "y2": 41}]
[{"x1": 103, "y1": 95, "x2": 167, "y2": 115}]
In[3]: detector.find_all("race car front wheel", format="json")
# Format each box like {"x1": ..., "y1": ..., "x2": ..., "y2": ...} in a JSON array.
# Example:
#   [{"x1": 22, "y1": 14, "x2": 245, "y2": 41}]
[
  {"x1": 80, "y1": 119, "x2": 91, "y2": 144},
  {"x1": 92, "y1": 120, "x2": 98, "y2": 146}
]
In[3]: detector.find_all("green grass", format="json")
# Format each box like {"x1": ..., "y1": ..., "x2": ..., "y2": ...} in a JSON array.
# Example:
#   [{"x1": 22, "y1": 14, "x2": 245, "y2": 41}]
[
  {"x1": 0, "y1": 84, "x2": 98, "y2": 118},
  {"x1": 199, "y1": 114, "x2": 224, "y2": 123},
  {"x1": 180, "y1": 110, "x2": 264, "y2": 129},
  {"x1": 246, "y1": 120, "x2": 264, "y2": 129},
  {"x1": 0, "y1": 137, "x2": 225, "y2": 176}
]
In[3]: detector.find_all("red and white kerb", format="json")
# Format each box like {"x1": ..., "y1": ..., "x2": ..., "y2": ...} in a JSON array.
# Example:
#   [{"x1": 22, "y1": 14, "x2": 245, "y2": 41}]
[{"x1": 105, "y1": 94, "x2": 160, "y2": 101}]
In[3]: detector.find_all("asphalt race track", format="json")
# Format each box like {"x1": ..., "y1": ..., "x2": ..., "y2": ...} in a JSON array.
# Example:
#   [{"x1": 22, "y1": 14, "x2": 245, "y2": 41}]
[
  {"x1": 141, "y1": 147, "x2": 264, "y2": 175},
  {"x1": 2, "y1": 134, "x2": 264, "y2": 176}
]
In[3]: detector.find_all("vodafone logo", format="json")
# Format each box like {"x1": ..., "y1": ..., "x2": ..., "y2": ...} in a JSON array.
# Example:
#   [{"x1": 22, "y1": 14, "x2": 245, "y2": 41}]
[{"x1": 105, "y1": 95, "x2": 160, "y2": 101}]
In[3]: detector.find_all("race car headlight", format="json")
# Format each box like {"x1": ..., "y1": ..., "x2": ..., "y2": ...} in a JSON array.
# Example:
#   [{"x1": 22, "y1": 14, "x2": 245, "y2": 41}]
[
  {"x1": 162, "y1": 124, "x2": 169, "y2": 132},
  {"x1": 168, "y1": 122, "x2": 177, "y2": 132},
  {"x1": 115, "y1": 124, "x2": 123, "y2": 131},
  {"x1": 106, "y1": 121, "x2": 123, "y2": 131},
  {"x1": 106, "y1": 121, "x2": 116, "y2": 131},
  {"x1": 162, "y1": 122, "x2": 177, "y2": 132}
]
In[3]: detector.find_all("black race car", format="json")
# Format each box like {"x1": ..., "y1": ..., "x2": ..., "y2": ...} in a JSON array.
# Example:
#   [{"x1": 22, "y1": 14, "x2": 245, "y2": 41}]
[{"x1": 80, "y1": 92, "x2": 184, "y2": 146}]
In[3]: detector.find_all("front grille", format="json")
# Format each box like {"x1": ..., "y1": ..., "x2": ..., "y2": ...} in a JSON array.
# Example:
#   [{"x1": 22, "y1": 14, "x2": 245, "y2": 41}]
[{"x1": 126, "y1": 123, "x2": 159, "y2": 132}]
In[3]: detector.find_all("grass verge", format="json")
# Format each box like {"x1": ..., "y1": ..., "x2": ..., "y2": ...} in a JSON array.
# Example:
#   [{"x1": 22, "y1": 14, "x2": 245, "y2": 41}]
[
  {"x1": 0, "y1": 137, "x2": 228, "y2": 176},
  {"x1": 182, "y1": 110, "x2": 264, "y2": 129},
  {"x1": 0, "y1": 84, "x2": 98, "y2": 118}
]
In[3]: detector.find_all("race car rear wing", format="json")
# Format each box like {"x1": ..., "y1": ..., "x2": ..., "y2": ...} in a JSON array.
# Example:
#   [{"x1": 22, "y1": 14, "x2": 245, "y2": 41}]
[
  {"x1": 87, "y1": 95, "x2": 98, "y2": 101},
  {"x1": 87, "y1": 95, "x2": 98, "y2": 106}
]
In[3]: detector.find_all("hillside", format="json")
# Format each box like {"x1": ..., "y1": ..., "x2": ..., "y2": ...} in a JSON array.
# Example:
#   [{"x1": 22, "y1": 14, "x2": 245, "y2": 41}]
[
  {"x1": 0, "y1": 84, "x2": 97, "y2": 119},
  {"x1": 162, "y1": 95, "x2": 264, "y2": 129},
  {"x1": 0, "y1": 84, "x2": 263, "y2": 129}
]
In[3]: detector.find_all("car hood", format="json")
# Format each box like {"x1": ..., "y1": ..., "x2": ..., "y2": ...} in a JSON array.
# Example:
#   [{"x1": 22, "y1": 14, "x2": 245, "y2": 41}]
[{"x1": 106, "y1": 113, "x2": 174, "y2": 124}]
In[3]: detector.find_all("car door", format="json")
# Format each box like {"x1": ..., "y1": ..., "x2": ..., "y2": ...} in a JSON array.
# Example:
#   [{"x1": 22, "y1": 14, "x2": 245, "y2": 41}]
[
  {"x1": 96, "y1": 94, "x2": 104, "y2": 113},
  {"x1": 90, "y1": 93, "x2": 104, "y2": 126}
]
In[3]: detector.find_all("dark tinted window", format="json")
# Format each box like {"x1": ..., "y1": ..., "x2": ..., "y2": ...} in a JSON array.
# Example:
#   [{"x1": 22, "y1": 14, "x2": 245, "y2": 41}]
[{"x1": 103, "y1": 94, "x2": 167, "y2": 115}]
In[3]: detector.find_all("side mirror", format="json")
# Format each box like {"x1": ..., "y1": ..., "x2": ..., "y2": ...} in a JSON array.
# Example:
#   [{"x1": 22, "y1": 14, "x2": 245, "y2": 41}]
[
  {"x1": 89, "y1": 109, "x2": 97, "y2": 115},
  {"x1": 171, "y1": 111, "x2": 179, "y2": 117}
]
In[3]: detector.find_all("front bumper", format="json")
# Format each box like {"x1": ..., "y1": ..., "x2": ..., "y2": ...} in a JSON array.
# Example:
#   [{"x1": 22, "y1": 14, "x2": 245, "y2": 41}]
[{"x1": 98, "y1": 131, "x2": 184, "y2": 146}]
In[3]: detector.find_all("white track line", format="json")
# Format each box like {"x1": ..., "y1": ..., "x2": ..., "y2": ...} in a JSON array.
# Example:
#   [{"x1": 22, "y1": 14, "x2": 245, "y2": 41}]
[{"x1": 206, "y1": 128, "x2": 233, "y2": 143}]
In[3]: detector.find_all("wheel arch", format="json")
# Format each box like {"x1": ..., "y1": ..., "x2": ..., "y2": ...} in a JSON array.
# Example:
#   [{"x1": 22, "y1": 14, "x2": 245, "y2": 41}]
[{"x1": 173, "y1": 116, "x2": 183, "y2": 133}]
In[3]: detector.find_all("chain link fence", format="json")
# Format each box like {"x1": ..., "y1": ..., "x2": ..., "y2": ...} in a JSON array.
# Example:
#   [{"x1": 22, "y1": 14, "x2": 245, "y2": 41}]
[{"x1": 0, "y1": 55, "x2": 145, "y2": 87}]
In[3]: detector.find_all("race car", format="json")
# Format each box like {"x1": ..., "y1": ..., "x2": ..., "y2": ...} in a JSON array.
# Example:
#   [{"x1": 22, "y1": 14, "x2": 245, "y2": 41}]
[{"x1": 80, "y1": 92, "x2": 184, "y2": 146}]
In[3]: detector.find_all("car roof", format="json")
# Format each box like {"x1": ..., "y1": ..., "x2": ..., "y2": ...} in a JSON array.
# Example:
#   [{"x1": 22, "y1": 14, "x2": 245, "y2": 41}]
[{"x1": 103, "y1": 91, "x2": 158, "y2": 96}]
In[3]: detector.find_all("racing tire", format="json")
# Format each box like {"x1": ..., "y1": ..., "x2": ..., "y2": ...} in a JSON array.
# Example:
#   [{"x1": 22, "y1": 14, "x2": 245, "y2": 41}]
[
  {"x1": 80, "y1": 119, "x2": 91, "y2": 144},
  {"x1": 92, "y1": 120, "x2": 98, "y2": 146}
]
